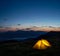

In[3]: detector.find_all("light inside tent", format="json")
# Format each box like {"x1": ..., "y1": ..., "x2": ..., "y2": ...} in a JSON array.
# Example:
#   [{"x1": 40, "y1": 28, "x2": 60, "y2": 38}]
[{"x1": 33, "y1": 39, "x2": 51, "y2": 50}]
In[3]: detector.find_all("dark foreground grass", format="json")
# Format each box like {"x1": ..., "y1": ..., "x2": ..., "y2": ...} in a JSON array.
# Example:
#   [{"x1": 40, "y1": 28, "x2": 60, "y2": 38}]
[{"x1": 0, "y1": 41, "x2": 60, "y2": 56}]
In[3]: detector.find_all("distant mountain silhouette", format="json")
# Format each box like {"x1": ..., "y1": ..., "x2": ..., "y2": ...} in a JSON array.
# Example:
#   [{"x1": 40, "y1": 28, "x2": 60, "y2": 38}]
[
  {"x1": 37, "y1": 31, "x2": 60, "y2": 39},
  {"x1": 33, "y1": 31, "x2": 60, "y2": 47},
  {"x1": 0, "y1": 31, "x2": 60, "y2": 46},
  {"x1": 22, "y1": 31, "x2": 60, "y2": 47},
  {"x1": 0, "y1": 30, "x2": 47, "y2": 41}
]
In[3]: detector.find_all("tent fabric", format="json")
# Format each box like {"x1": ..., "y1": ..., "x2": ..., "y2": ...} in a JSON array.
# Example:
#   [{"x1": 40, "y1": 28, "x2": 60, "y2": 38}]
[{"x1": 33, "y1": 39, "x2": 51, "y2": 49}]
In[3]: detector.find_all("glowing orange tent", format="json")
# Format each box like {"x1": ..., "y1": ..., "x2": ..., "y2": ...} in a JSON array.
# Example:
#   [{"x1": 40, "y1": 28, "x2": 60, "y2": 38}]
[{"x1": 33, "y1": 39, "x2": 51, "y2": 50}]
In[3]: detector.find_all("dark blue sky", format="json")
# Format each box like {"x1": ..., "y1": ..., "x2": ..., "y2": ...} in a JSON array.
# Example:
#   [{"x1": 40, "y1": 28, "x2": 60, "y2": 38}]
[{"x1": 0, "y1": 0, "x2": 60, "y2": 28}]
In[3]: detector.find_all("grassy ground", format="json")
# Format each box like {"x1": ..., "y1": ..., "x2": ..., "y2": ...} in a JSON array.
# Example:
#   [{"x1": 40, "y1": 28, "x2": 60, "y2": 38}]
[{"x1": 0, "y1": 40, "x2": 60, "y2": 56}]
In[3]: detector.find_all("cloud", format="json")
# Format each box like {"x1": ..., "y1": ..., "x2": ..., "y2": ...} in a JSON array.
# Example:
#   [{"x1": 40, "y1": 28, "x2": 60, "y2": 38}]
[
  {"x1": 0, "y1": 26, "x2": 4, "y2": 28},
  {"x1": 17, "y1": 24, "x2": 21, "y2": 26},
  {"x1": 0, "y1": 27, "x2": 17, "y2": 32},
  {"x1": 3, "y1": 18, "x2": 8, "y2": 21},
  {"x1": 0, "y1": 26, "x2": 60, "y2": 32},
  {"x1": 23, "y1": 26, "x2": 60, "y2": 32},
  {"x1": 0, "y1": 26, "x2": 25, "y2": 32}
]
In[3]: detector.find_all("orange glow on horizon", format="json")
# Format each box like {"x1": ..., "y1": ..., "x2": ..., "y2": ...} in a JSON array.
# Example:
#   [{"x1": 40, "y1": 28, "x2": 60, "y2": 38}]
[{"x1": 0, "y1": 26, "x2": 60, "y2": 32}]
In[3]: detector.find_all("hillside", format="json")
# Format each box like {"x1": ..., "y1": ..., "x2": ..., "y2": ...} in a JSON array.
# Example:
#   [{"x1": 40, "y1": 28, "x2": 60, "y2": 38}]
[{"x1": 0, "y1": 31, "x2": 60, "y2": 56}]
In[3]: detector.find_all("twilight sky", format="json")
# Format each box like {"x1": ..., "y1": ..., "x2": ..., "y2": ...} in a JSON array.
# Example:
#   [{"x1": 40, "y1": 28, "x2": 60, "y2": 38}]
[{"x1": 0, "y1": 0, "x2": 60, "y2": 31}]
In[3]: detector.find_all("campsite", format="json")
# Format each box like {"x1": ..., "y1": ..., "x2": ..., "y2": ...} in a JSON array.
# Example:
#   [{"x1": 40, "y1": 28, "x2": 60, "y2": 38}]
[
  {"x1": 0, "y1": 0, "x2": 60, "y2": 56},
  {"x1": 0, "y1": 31, "x2": 60, "y2": 56}
]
